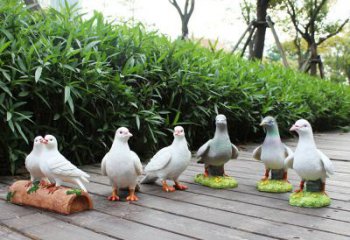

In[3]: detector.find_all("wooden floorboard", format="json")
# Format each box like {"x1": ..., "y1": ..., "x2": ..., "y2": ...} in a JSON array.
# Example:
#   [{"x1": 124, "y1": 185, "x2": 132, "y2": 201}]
[{"x1": 1, "y1": 131, "x2": 350, "y2": 239}]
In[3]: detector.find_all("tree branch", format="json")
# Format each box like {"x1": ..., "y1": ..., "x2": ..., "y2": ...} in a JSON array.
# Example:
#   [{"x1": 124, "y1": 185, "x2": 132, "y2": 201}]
[
  {"x1": 169, "y1": 0, "x2": 183, "y2": 17},
  {"x1": 317, "y1": 18, "x2": 349, "y2": 45},
  {"x1": 305, "y1": 0, "x2": 327, "y2": 32}
]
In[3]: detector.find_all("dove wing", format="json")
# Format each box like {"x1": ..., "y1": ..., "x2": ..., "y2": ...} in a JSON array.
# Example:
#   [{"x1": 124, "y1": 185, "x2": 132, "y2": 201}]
[
  {"x1": 49, "y1": 155, "x2": 90, "y2": 178},
  {"x1": 196, "y1": 140, "x2": 211, "y2": 158},
  {"x1": 317, "y1": 149, "x2": 334, "y2": 176},
  {"x1": 252, "y1": 145, "x2": 262, "y2": 160},
  {"x1": 283, "y1": 144, "x2": 293, "y2": 158},
  {"x1": 131, "y1": 151, "x2": 143, "y2": 175},
  {"x1": 231, "y1": 144, "x2": 239, "y2": 159},
  {"x1": 145, "y1": 147, "x2": 171, "y2": 172},
  {"x1": 101, "y1": 153, "x2": 108, "y2": 176}
]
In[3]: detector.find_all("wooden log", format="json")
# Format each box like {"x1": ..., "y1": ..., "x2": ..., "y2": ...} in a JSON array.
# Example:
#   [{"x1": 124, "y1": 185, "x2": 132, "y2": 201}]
[{"x1": 8, "y1": 180, "x2": 93, "y2": 215}]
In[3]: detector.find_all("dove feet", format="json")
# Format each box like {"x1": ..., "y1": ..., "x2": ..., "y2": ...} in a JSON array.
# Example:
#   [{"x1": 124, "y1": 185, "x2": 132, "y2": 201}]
[
  {"x1": 47, "y1": 186, "x2": 61, "y2": 194},
  {"x1": 39, "y1": 180, "x2": 50, "y2": 187},
  {"x1": 108, "y1": 195, "x2": 120, "y2": 201},
  {"x1": 25, "y1": 181, "x2": 33, "y2": 187},
  {"x1": 162, "y1": 181, "x2": 176, "y2": 192},
  {"x1": 174, "y1": 182, "x2": 188, "y2": 191},
  {"x1": 126, "y1": 194, "x2": 139, "y2": 201}
]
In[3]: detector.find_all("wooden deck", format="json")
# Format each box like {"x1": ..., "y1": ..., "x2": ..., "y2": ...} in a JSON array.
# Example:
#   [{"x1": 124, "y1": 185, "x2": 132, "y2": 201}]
[{"x1": 1, "y1": 131, "x2": 350, "y2": 240}]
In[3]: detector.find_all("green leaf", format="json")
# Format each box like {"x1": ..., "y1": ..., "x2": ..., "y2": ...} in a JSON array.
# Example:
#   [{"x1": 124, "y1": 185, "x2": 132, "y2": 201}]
[
  {"x1": 35, "y1": 66, "x2": 42, "y2": 82},
  {"x1": 6, "y1": 112, "x2": 12, "y2": 121},
  {"x1": 64, "y1": 86, "x2": 71, "y2": 103},
  {"x1": 66, "y1": 189, "x2": 82, "y2": 196},
  {"x1": 6, "y1": 191, "x2": 15, "y2": 202}
]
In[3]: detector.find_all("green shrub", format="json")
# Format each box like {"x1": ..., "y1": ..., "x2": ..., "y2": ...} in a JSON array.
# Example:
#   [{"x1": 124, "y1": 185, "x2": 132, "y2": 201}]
[{"x1": 1, "y1": 1, "x2": 350, "y2": 174}]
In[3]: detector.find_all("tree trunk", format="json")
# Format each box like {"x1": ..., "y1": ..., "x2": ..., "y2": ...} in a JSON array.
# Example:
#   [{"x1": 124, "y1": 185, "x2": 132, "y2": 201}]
[
  {"x1": 181, "y1": 18, "x2": 189, "y2": 39},
  {"x1": 252, "y1": 0, "x2": 269, "y2": 60},
  {"x1": 309, "y1": 42, "x2": 318, "y2": 76},
  {"x1": 24, "y1": 0, "x2": 41, "y2": 10}
]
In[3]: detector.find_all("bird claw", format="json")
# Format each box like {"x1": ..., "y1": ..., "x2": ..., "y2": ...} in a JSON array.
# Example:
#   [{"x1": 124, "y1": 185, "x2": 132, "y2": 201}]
[
  {"x1": 126, "y1": 195, "x2": 139, "y2": 201},
  {"x1": 39, "y1": 180, "x2": 50, "y2": 187},
  {"x1": 107, "y1": 195, "x2": 120, "y2": 201},
  {"x1": 47, "y1": 186, "x2": 60, "y2": 194},
  {"x1": 174, "y1": 184, "x2": 188, "y2": 191},
  {"x1": 162, "y1": 185, "x2": 176, "y2": 192},
  {"x1": 25, "y1": 181, "x2": 33, "y2": 188},
  {"x1": 261, "y1": 177, "x2": 268, "y2": 181},
  {"x1": 294, "y1": 189, "x2": 303, "y2": 193}
]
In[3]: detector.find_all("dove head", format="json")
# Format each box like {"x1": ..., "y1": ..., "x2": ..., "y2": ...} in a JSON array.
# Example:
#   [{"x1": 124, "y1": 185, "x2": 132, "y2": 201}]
[
  {"x1": 290, "y1": 119, "x2": 313, "y2": 136},
  {"x1": 115, "y1": 127, "x2": 132, "y2": 142},
  {"x1": 215, "y1": 114, "x2": 227, "y2": 127},
  {"x1": 33, "y1": 136, "x2": 44, "y2": 150},
  {"x1": 173, "y1": 126, "x2": 185, "y2": 138},
  {"x1": 260, "y1": 116, "x2": 279, "y2": 134},
  {"x1": 42, "y1": 135, "x2": 58, "y2": 150}
]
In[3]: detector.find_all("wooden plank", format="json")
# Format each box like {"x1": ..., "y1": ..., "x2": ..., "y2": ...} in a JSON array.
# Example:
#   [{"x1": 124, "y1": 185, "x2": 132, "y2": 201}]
[
  {"x1": 0, "y1": 224, "x2": 33, "y2": 240},
  {"x1": 82, "y1": 174, "x2": 350, "y2": 239},
  {"x1": 1, "y1": 212, "x2": 117, "y2": 240}
]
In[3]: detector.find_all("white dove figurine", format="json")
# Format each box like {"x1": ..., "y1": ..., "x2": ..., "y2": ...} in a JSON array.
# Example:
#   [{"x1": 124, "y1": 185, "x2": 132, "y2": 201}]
[
  {"x1": 39, "y1": 135, "x2": 90, "y2": 193},
  {"x1": 253, "y1": 116, "x2": 293, "y2": 181},
  {"x1": 286, "y1": 119, "x2": 334, "y2": 193},
  {"x1": 101, "y1": 127, "x2": 142, "y2": 201},
  {"x1": 25, "y1": 136, "x2": 50, "y2": 187},
  {"x1": 141, "y1": 126, "x2": 191, "y2": 192}
]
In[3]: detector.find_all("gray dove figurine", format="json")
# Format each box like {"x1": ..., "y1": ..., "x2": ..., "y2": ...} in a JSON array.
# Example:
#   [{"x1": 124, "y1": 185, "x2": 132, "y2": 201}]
[
  {"x1": 253, "y1": 117, "x2": 293, "y2": 180},
  {"x1": 141, "y1": 126, "x2": 191, "y2": 192},
  {"x1": 101, "y1": 127, "x2": 142, "y2": 201},
  {"x1": 287, "y1": 119, "x2": 334, "y2": 192},
  {"x1": 25, "y1": 136, "x2": 50, "y2": 187},
  {"x1": 39, "y1": 135, "x2": 90, "y2": 193},
  {"x1": 196, "y1": 114, "x2": 239, "y2": 177}
]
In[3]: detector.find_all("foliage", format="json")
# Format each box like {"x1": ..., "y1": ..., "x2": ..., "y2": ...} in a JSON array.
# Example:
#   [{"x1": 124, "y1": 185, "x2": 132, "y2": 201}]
[
  {"x1": 194, "y1": 174, "x2": 238, "y2": 189},
  {"x1": 256, "y1": 179, "x2": 292, "y2": 192},
  {"x1": 1, "y1": 1, "x2": 350, "y2": 174},
  {"x1": 27, "y1": 180, "x2": 40, "y2": 194},
  {"x1": 66, "y1": 189, "x2": 82, "y2": 196},
  {"x1": 6, "y1": 191, "x2": 15, "y2": 202},
  {"x1": 289, "y1": 191, "x2": 331, "y2": 208}
]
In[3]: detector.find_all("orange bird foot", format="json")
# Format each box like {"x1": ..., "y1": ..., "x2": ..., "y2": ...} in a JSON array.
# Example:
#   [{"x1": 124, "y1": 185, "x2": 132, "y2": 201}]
[
  {"x1": 126, "y1": 194, "x2": 139, "y2": 201},
  {"x1": 47, "y1": 186, "x2": 61, "y2": 194},
  {"x1": 107, "y1": 195, "x2": 120, "y2": 201},
  {"x1": 203, "y1": 172, "x2": 209, "y2": 178},
  {"x1": 261, "y1": 177, "x2": 268, "y2": 181},
  {"x1": 322, "y1": 191, "x2": 328, "y2": 196},
  {"x1": 294, "y1": 189, "x2": 303, "y2": 193},
  {"x1": 162, "y1": 185, "x2": 176, "y2": 192},
  {"x1": 174, "y1": 184, "x2": 188, "y2": 191},
  {"x1": 25, "y1": 181, "x2": 33, "y2": 187},
  {"x1": 39, "y1": 180, "x2": 50, "y2": 187}
]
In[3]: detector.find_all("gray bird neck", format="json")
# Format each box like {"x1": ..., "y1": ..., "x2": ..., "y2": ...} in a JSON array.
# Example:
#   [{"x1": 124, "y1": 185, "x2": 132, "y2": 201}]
[
  {"x1": 266, "y1": 125, "x2": 280, "y2": 138},
  {"x1": 214, "y1": 125, "x2": 230, "y2": 139}
]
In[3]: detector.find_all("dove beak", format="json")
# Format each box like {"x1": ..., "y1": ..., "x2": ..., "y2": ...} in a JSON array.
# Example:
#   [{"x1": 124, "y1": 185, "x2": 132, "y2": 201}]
[
  {"x1": 259, "y1": 120, "x2": 267, "y2": 126},
  {"x1": 290, "y1": 124, "x2": 299, "y2": 131},
  {"x1": 174, "y1": 131, "x2": 180, "y2": 136},
  {"x1": 41, "y1": 139, "x2": 48, "y2": 144},
  {"x1": 127, "y1": 132, "x2": 133, "y2": 137}
]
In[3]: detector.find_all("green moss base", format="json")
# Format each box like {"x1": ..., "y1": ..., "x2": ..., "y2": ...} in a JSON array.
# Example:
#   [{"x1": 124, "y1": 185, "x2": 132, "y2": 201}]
[
  {"x1": 289, "y1": 191, "x2": 331, "y2": 208},
  {"x1": 257, "y1": 180, "x2": 293, "y2": 193},
  {"x1": 194, "y1": 174, "x2": 238, "y2": 189}
]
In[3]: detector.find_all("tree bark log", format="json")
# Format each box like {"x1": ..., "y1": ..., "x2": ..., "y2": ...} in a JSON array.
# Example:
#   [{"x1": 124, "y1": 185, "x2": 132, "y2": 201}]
[{"x1": 252, "y1": 0, "x2": 269, "y2": 60}]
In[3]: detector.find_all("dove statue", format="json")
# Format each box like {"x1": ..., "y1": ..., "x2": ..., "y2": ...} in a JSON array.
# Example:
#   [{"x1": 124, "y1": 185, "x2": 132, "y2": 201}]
[
  {"x1": 25, "y1": 136, "x2": 50, "y2": 187},
  {"x1": 101, "y1": 127, "x2": 142, "y2": 201},
  {"x1": 196, "y1": 114, "x2": 239, "y2": 177},
  {"x1": 253, "y1": 116, "x2": 293, "y2": 181},
  {"x1": 286, "y1": 119, "x2": 334, "y2": 193},
  {"x1": 141, "y1": 126, "x2": 191, "y2": 192},
  {"x1": 39, "y1": 135, "x2": 90, "y2": 193}
]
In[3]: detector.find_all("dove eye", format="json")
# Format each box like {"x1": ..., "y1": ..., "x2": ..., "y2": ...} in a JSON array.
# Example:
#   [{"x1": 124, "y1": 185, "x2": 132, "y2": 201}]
[{"x1": 119, "y1": 131, "x2": 123, "y2": 134}]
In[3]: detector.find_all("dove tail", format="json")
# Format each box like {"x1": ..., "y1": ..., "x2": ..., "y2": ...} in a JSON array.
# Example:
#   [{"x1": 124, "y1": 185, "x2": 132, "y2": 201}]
[
  {"x1": 75, "y1": 178, "x2": 88, "y2": 192},
  {"x1": 80, "y1": 176, "x2": 89, "y2": 183},
  {"x1": 141, "y1": 174, "x2": 158, "y2": 184}
]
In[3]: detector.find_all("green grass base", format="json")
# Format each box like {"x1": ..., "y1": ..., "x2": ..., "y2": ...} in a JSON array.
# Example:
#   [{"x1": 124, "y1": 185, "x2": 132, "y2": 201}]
[
  {"x1": 289, "y1": 191, "x2": 331, "y2": 208},
  {"x1": 194, "y1": 174, "x2": 238, "y2": 189},
  {"x1": 256, "y1": 180, "x2": 293, "y2": 193}
]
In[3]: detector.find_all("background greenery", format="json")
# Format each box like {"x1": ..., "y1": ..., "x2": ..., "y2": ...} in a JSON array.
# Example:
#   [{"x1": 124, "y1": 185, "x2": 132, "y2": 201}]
[{"x1": 1, "y1": 1, "x2": 350, "y2": 174}]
